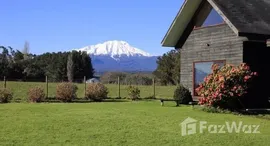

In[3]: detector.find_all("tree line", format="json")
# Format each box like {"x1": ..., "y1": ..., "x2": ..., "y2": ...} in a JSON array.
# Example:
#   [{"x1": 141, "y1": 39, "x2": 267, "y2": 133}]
[
  {"x1": 99, "y1": 49, "x2": 180, "y2": 86},
  {"x1": 0, "y1": 45, "x2": 94, "y2": 82},
  {"x1": 1, "y1": 42, "x2": 180, "y2": 85},
  {"x1": 100, "y1": 72, "x2": 154, "y2": 85}
]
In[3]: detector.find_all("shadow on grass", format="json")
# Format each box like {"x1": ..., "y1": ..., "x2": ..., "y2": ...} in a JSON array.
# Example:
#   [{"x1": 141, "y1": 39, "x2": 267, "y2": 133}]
[
  {"x1": 192, "y1": 105, "x2": 270, "y2": 120},
  {"x1": 43, "y1": 99, "x2": 129, "y2": 103},
  {"x1": 11, "y1": 97, "x2": 129, "y2": 103}
]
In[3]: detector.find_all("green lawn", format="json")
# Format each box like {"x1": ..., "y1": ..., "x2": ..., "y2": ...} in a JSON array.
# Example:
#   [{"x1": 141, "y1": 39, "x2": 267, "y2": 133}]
[
  {"x1": 0, "y1": 101, "x2": 269, "y2": 146},
  {"x1": 0, "y1": 81, "x2": 176, "y2": 100}
]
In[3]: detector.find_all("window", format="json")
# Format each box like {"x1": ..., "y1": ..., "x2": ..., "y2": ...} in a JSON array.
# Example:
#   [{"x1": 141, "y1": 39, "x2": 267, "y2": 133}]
[
  {"x1": 193, "y1": 60, "x2": 225, "y2": 96},
  {"x1": 202, "y1": 9, "x2": 224, "y2": 26}
]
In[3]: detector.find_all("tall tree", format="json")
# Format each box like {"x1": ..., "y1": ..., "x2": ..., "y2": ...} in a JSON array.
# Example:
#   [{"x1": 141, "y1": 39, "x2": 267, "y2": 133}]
[
  {"x1": 67, "y1": 53, "x2": 74, "y2": 82},
  {"x1": 153, "y1": 50, "x2": 180, "y2": 85},
  {"x1": 81, "y1": 51, "x2": 94, "y2": 79},
  {"x1": 0, "y1": 46, "x2": 9, "y2": 77},
  {"x1": 22, "y1": 41, "x2": 30, "y2": 60}
]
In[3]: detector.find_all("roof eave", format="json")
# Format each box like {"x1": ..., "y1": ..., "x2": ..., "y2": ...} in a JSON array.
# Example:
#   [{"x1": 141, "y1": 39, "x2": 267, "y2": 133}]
[{"x1": 161, "y1": 0, "x2": 203, "y2": 47}]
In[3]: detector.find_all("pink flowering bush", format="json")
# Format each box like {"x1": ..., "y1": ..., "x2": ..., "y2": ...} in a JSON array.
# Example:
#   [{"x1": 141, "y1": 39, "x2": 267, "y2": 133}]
[{"x1": 196, "y1": 63, "x2": 258, "y2": 109}]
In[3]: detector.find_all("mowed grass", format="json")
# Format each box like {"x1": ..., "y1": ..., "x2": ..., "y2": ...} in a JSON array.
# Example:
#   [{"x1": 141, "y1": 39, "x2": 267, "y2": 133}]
[
  {"x1": 0, "y1": 101, "x2": 269, "y2": 146},
  {"x1": 0, "y1": 81, "x2": 176, "y2": 101}
]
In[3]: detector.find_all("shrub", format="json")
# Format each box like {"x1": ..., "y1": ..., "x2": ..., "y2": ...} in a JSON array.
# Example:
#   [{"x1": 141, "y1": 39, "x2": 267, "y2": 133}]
[
  {"x1": 28, "y1": 86, "x2": 45, "y2": 103},
  {"x1": 196, "y1": 63, "x2": 258, "y2": 110},
  {"x1": 56, "y1": 82, "x2": 78, "y2": 102},
  {"x1": 173, "y1": 85, "x2": 193, "y2": 105},
  {"x1": 0, "y1": 88, "x2": 13, "y2": 103},
  {"x1": 86, "y1": 83, "x2": 108, "y2": 101},
  {"x1": 127, "y1": 86, "x2": 140, "y2": 100}
]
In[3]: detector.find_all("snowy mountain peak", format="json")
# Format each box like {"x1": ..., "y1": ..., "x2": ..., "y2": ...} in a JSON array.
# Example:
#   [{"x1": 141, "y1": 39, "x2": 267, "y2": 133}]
[{"x1": 75, "y1": 40, "x2": 152, "y2": 59}]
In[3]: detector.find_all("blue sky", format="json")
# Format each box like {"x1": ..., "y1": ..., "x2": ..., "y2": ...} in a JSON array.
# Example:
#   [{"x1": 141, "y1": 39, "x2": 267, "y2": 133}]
[{"x1": 0, "y1": 0, "x2": 184, "y2": 55}]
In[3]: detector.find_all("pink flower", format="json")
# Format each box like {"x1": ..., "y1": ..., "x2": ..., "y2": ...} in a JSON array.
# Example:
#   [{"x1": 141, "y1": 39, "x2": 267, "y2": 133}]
[
  {"x1": 219, "y1": 83, "x2": 225, "y2": 89},
  {"x1": 238, "y1": 86, "x2": 242, "y2": 90},
  {"x1": 219, "y1": 76, "x2": 225, "y2": 81},
  {"x1": 253, "y1": 72, "x2": 258, "y2": 76},
  {"x1": 244, "y1": 66, "x2": 250, "y2": 70},
  {"x1": 204, "y1": 77, "x2": 208, "y2": 82},
  {"x1": 218, "y1": 93, "x2": 223, "y2": 97},
  {"x1": 244, "y1": 75, "x2": 251, "y2": 82}
]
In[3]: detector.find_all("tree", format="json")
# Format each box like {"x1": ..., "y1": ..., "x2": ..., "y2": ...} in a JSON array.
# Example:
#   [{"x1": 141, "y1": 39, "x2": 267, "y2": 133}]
[
  {"x1": 153, "y1": 50, "x2": 180, "y2": 85},
  {"x1": 22, "y1": 41, "x2": 30, "y2": 60},
  {"x1": 0, "y1": 46, "x2": 9, "y2": 77},
  {"x1": 67, "y1": 53, "x2": 74, "y2": 82},
  {"x1": 81, "y1": 51, "x2": 94, "y2": 79}
]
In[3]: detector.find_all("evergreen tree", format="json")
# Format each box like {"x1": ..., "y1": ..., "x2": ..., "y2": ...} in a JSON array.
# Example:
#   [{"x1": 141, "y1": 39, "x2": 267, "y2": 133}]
[
  {"x1": 67, "y1": 53, "x2": 74, "y2": 82},
  {"x1": 153, "y1": 50, "x2": 180, "y2": 85}
]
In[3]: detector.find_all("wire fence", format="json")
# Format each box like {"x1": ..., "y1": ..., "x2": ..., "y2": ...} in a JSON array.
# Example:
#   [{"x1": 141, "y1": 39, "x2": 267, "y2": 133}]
[{"x1": 1, "y1": 76, "x2": 177, "y2": 101}]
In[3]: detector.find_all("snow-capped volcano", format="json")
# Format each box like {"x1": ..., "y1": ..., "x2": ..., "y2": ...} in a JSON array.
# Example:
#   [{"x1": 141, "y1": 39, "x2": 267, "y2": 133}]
[
  {"x1": 76, "y1": 40, "x2": 152, "y2": 59},
  {"x1": 73, "y1": 40, "x2": 158, "y2": 72}
]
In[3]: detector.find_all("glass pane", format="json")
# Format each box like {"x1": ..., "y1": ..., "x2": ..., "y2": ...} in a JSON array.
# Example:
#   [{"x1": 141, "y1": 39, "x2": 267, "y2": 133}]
[
  {"x1": 194, "y1": 61, "x2": 225, "y2": 96},
  {"x1": 202, "y1": 9, "x2": 224, "y2": 26}
]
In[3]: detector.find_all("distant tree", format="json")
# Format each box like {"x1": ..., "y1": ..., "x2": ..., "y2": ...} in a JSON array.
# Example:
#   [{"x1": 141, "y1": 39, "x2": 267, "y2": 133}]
[
  {"x1": 13, "y1": 50, "x2": 24, "y2": 62},
  {"x1": 23, "y1": 63, "x2": 45, "y2": 80},
  {"x1": 81, "y1": 51, "x2": 94, "y2": 79},
  {"x1": 22, "y1": 41, "x2": 30, "y2": 60},
  {"x1": 67, "y1": 53, "x2": 74, "y2": 82},
  {"x1": 0, "y1": 46, "x2": 9, "y2": 77},
  {"x1": 100, "y1": 72, "x2": 128, "y2": 84},
  {"x1": 100, "y1": 72, "x2": 153, "y2": 85},
  {"x1": 153, "y1": 50, "x2": 180, "y2": 85}
]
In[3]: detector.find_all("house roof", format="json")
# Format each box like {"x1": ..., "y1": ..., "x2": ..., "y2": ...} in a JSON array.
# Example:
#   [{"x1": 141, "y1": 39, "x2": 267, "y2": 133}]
[
  {"x1": 212, "y1": 0, "x2": 270, "y2": 36},
  {"x1": 162, "y1": 0, "x2": 270, "y2": 48}
]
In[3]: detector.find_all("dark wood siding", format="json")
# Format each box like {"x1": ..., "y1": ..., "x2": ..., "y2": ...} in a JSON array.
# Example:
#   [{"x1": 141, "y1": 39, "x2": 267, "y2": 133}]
[{"x1": 179, "y1": 24, "x2": 247, "y2": 96}]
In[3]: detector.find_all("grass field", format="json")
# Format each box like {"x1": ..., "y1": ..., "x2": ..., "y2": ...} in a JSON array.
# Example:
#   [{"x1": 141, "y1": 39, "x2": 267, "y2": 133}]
[
  {"x1": 0, "y1": 101, "x2": 269, "y2": 146},
  {"x1": 0, "y1": 81, "x2": 176, "y2": 101}
]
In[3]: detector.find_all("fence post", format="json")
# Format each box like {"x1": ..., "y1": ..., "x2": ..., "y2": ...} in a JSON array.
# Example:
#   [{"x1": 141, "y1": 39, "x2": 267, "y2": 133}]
[
  {"x1": 4, "y1": 76, "x2": 6, "y2": 88},
  {"x1": 118, "y1": 76, "x2": 120, "y2": 98},
  {"x1": 84, "y1": 76, "x2": 86, "y2": 98},
  {"x1": 153, "y1": 78, "x2": 155, "y2": 98},
  {"x1": 46, "y1": 76, "x2": 48, "y2": 98}
]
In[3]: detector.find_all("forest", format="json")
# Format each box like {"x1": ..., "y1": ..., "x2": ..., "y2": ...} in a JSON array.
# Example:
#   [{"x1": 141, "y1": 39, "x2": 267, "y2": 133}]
[{"x1": 0, "y1": 45, "x2": 94, "y2": 82}]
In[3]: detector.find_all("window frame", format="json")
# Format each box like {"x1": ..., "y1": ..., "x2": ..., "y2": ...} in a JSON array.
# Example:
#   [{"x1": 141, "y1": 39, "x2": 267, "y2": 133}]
[{"x1": 192, "y1": 60, "x2": 226, "y2": 97}]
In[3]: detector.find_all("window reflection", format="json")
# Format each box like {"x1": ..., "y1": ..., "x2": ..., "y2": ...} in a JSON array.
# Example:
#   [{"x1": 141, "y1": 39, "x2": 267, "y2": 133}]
[
  {"x1": 202, "y1": 9, "x2": 224, "y2": 26},
  {"x1": 194, "y1": 61, "x2": 225, "y2": 96}
]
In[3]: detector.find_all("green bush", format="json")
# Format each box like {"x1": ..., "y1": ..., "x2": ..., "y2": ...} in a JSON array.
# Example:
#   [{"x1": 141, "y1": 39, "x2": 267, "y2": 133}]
[
  {"x1": 86, "y1": 83, "x2": 109, "y2": 101},
  {"x1": 0, "y1": 88, "x2": 13, "y2": 103},
  {"x1": 28, "y1": 86, "x2": 45, "y2": 103},
  {"x1": 173, "y1": 85, "x2": 193, "y2": 104},
  {"x1": 56, "y1": 82, "x2": 78, "y2": 102},
  {"x1": 127, "y1": 86, "x2": 140, "y2": 100}
]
